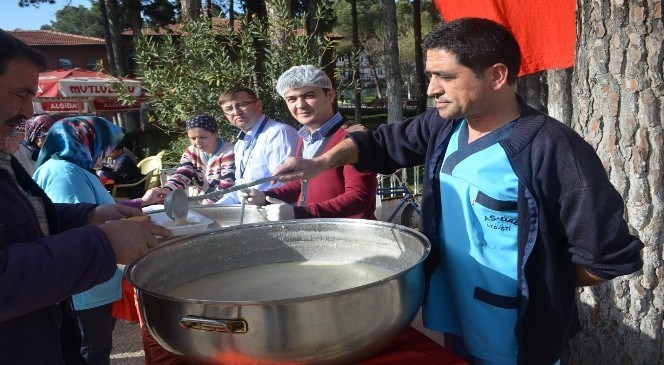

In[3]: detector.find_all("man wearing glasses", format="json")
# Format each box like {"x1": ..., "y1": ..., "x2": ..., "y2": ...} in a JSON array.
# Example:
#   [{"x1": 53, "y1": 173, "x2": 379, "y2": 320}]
[
  {"x1": 0, "y1": 29, "x2": 171, "y2": 363},
  {"x1": 216, "y1": 86, "x2": 298, "y2": 204}
]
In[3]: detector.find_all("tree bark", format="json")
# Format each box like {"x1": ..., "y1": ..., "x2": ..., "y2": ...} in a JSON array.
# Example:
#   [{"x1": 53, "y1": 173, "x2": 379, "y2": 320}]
[
  {"x1": 562, "y1": 1, "x2": 663, "y2": 363},
  {"x1": 307, "y1": 0, "x2": 320, "y2": 35},
  {"x1": 98, "y1": 0, "x2": 116, "y2": 72},
  {"x1": 546, "y1": 68, "x2": 573, "y2": 126},
  {"x1": 380, "y1": 0, "x2": 403, "y2": 123},
  {"x1": 180, "y1": 0, "x2": 200, "y2": 22},
  {"x1": 516, "y1": 71, "x2": 544, "y2": 111},
  {"x1": 366, "y1": 58, "x2": 382, "y2": 99},
  {"x1": 349, "y1": 0, "x2": 361, "y2": 122},
  {"x1": 229, "y1": 0, "x2": 234, "y2": 32},
  {"x1": 412, "y1": 0, "x2": 428, "y2": 114},
  {"x1": 105, "y1": 0, "x2": 126, "y2": 75},
  {"x1": 266, "y1": 0, "x2": 290, "y2": 52}
]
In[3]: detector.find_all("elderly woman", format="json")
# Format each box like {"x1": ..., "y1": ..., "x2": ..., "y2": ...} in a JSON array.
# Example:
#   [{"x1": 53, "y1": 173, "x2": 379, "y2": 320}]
[
  {"x1": 33, "y1": 116, "x2": 165, "y2": 365},
  {"x1": 162, "y1": 114, "x2": 236, "y2": 204},
  {"x1": 13, "y1": 114, "x2": 56, "y2": 175}
]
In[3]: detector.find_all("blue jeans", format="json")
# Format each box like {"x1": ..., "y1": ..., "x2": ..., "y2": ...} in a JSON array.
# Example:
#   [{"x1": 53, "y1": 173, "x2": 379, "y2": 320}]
[{"x1": 75, "y1": 303, "x2": 116, "y2": 365}]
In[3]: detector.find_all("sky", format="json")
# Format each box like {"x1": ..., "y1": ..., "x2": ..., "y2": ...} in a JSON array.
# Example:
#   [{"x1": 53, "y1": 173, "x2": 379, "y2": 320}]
[{"x1": 1, "y1": 0, "x2": 90, "y2": 31}]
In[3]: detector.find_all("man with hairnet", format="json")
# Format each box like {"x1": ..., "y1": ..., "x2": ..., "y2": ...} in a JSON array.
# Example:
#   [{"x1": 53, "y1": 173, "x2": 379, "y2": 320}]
[{"x1": 240, "y1": 64, "x2": 377, "y2": 220}]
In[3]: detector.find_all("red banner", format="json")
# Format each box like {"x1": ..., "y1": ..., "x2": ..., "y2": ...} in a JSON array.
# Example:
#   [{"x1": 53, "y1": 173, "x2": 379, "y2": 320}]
[
  {"x1": 33, "y1": 99, "x2": 89, "y2": 114},
  {"x1": 93, "y1": 98, "x2": 142, "y2": 112},
  {"x1": 433, "y1": 0, "x2": 576, "y2": 75}
]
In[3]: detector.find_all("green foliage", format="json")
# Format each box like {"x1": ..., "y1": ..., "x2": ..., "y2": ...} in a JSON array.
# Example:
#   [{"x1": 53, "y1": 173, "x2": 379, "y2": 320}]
[
  {"x1": 339, "y1": 107, "x2": 418, "y2": 130},
  {"x1": 18, "y1": 0, "x2": 55, "y2": 6},
  {"x1": 117, "y1": 0, "x2": 338, "y2": 145},
  {"x1": 48, "y1": 4, "x2": 104, "y2": 37}
]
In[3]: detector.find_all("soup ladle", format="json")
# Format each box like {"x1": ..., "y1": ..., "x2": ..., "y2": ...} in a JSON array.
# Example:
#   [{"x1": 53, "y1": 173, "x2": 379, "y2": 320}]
[{"x1": 163, "y1": 175, "x2": 283, "y2": 223}]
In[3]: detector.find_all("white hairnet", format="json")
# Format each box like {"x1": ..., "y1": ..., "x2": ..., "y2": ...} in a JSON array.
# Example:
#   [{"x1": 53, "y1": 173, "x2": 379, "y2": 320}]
[{"x1": 275, "y1": 65, "x2": 333, "y2": 97}]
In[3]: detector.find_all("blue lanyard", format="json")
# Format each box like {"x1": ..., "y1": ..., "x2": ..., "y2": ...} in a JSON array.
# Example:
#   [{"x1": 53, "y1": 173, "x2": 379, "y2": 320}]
[{"x1": 239, "y1": 116, "x2": 268, "y2": 178}]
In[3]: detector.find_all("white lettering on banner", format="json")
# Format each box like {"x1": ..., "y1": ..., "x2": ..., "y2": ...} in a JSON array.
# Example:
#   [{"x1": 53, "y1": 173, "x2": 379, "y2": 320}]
[
  {"x1": 44, "y1": 102, "x2": 79, "y2": 111},
  {"x1": 67, "y1": 85, "x2": 136, "y2": 95}
]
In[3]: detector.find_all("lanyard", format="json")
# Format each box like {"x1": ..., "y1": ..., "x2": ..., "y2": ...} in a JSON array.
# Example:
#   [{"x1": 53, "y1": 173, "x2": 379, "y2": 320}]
[{"x1": 239, "y1": 116, "x2": 268, "y2": 179}]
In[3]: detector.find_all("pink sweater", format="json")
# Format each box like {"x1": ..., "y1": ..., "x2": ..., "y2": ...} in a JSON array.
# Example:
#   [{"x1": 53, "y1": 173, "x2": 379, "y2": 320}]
[{"x1": 164, "y1": 140, "x2": 235, "y2": 204}]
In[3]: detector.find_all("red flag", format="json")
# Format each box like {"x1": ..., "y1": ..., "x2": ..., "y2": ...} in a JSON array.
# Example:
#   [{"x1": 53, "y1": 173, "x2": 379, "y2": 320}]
[{"x1": 432, "y1": 0, "x2": 575, "y2": 75}]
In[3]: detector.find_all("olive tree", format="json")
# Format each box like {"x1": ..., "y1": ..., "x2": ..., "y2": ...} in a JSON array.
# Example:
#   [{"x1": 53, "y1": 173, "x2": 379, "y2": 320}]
[{"x1": 117, "y1": 0, "x2": 337, "y2": 145}]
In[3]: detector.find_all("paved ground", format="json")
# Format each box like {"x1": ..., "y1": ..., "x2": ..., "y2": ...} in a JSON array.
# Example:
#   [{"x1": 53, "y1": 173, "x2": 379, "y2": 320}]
[{"x1": 110, "y1": 320, "x2": 145, "y2": 365}]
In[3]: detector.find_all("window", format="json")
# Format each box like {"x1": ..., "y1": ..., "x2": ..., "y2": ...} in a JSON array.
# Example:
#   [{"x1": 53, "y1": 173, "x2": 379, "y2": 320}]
[
  {"x1": 58, "y1": 58, "x2": 73, "y2": 70},
  {"x1": 84, "y1": 58, "x2": 100, "y2": 71}
]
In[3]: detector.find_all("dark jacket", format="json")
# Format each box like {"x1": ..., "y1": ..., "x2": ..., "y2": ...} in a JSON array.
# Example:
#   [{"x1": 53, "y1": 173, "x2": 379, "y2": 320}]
[
  {"x1": 349, "y1": 99, "x2": 643, "y2": 364},
  {"x1": 0, "y1": 157, "x2": 117, "y2": 364}
]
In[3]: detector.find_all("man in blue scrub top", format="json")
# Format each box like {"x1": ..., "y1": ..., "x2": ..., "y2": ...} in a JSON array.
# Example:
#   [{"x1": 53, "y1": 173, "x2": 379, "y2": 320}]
[{"x1": 271, "y1": 18, "x2": 644, "y2": 365}]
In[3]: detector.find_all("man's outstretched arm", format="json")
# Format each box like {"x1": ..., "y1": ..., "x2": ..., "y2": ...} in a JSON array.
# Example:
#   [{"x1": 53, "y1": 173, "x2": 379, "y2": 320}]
[{"x1": 274, "y1": 138, "x2": 359, "y2": 182}]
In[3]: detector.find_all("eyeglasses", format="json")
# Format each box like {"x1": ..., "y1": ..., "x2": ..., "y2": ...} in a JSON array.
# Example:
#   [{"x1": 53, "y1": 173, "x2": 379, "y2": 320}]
[{"x1": 222, "y1": 100, "x2": 258, "y2": 115}]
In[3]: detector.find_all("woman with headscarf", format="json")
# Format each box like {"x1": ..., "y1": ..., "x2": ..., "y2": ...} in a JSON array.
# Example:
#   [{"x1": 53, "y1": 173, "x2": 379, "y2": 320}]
[
  {"x1": 162, "y1": 114, "x2": 236, "y2": 204},
  {"x1": 32, "y1": 116, "x2": 166, "y2": 365},
  {"x1": 13, "y1": 114, "x2": 56, "y2": 175}
]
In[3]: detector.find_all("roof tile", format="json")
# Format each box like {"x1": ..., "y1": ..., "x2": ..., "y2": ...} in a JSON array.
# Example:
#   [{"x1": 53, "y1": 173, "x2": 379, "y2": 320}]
[{"x1": 9, "y1": 30, "x2": 105, "y2": 46}]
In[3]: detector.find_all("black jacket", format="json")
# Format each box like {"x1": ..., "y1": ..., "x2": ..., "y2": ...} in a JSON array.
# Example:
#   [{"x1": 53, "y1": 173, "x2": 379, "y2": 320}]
[{"x1": 349, "y1": 97, "x2": 643, "y2": 364}]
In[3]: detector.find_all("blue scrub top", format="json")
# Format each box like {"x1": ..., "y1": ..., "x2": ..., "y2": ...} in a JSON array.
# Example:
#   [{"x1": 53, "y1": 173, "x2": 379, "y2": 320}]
[{"x1": 423, "y1": 119, "x2": 520, "y2": 364}]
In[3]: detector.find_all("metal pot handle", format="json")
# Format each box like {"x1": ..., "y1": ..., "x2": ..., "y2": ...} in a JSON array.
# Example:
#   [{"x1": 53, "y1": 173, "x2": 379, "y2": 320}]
[{"x1": 179, "y1": 316, "x2": 248, "y2": 334}]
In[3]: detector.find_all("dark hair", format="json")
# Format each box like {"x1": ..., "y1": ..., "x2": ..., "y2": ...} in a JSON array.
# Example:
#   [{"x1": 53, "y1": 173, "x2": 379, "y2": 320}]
[
  {"x1": 422, "y1": 18, "x2": 521, "y2": 84},
  {"x1": 218, "y1": 86, "x2": 258, "y2": 106},
  {"x1": 0, "y1": 29, "x2": 47, "y2": 75}
]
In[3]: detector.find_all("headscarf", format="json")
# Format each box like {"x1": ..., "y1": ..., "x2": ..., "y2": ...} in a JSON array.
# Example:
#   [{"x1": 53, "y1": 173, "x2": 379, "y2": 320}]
[
  {"x1": 35, "y1": 116, "x2": 124, "y2": 172},
  {"x1": 185, "y1": 114, "x2": 219, "y2": 134},
  {"x1": 24, "y1": 115, "x2": 57, "y2": 145}
]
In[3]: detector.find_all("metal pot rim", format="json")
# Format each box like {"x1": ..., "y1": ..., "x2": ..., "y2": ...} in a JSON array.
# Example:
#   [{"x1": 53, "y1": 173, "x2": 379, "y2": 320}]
[{"x1": 127, "y1": 218, "x2": 431, "y2": 304}]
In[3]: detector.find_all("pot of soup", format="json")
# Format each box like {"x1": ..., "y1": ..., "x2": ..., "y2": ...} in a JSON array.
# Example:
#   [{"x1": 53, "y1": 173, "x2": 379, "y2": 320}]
[{"x1": 126, "y1": 218, "x2": 430, "y2": 364}]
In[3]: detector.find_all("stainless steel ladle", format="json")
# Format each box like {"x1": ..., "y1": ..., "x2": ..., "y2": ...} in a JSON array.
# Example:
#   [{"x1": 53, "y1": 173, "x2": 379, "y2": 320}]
[{"x1": 163, "y1": 175, "x2": 282, "y2": 222}]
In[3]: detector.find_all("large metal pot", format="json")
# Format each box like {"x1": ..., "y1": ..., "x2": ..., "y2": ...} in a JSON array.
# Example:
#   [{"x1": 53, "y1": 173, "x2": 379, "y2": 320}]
[{"x1": 127, "y1": 218, "x2": 430, "y2": 364}]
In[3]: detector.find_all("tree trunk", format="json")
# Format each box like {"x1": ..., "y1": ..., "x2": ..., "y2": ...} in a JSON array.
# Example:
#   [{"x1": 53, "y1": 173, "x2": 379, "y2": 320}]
[
  {"x1": 562, "y1": 1, "x2": 663, "y2": 363},
  {"x1": 350, "y1": 0, "x2": 361, "y2": 122},
  {"x1": 380, "y1": 0, "x2": 403, "y2": 123},
  {"x1": 412, "y1": 0, "x2": 428, "y2": 114},
  {"x1": 516, "y1": 71, "x2": 544, "y2": 111},
  {"x1": 244, "y1": 0, "x2": 265, "y2": 19},
  {"x1": 366, "y1": 59, "x2": 382, "y2": 99},
  {"x1": 98, "y1": 0, "x2": 116, "y2": 72},
  {"x1": 125, "y1": 0, "x2": 142, "y2": 36},
  {"x1": 307, "y1": 0, "x2": 320, "y2": 35},
  {"x1": 546, "y1": 68, "x2": 573, "y2": 126},
  {"x1": 180, "y1": 0, "x2": 200, "y2": 21},
  {"x1": 229, "y1": 0, "x2": 234, "y2": 32},
  {"x1": 266, "y1": 0, "x2": 290, "y2": 52},
  {"x1": 105, "y1": 0, "x2": 126, "y2": 75}
]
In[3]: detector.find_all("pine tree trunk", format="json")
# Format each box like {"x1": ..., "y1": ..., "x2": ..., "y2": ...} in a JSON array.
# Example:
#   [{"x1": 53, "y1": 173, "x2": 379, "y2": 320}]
[
  {"x1": 180, "y1": 0, "x2": 200, "y2": 22},
  {"x1": 105, "y1": 0, "x2": 126, "y2": 75},
  {"x1": 349, "y1": 0, "x2": 362, "y2": 122},
  {"x1": 562, "y1": 1, "x2": 663, "y2": 363},
  {"x1": 412, "y1": 0, "x2": 428, "y2": 114},
  {"x1": 98, "y1": 0, "x2": 116, "y2": 72},
  {"x1": 546, "y1": 68, "x2": 572, "y2": 126},
  {"x1": 516, "y1": 71, "x2": 544, "y2": 111},
  {"x1": 380, "y1": 0, "x2": 403, "y2": 123}
]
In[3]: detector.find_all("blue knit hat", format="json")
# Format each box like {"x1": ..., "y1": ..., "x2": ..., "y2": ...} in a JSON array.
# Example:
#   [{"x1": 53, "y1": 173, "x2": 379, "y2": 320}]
[{"x1": 185, "y1": 114, "x2": 218, "y2": 133}]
